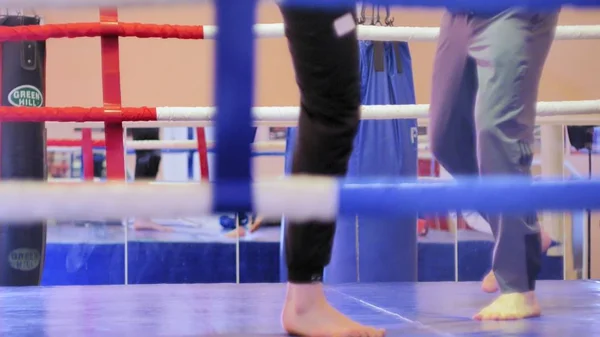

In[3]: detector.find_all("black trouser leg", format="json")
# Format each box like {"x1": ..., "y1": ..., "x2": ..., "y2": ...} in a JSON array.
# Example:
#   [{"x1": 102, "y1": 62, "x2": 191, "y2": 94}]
[
  {"x1": 131, "y1": 128, "x2": 161, "y2": 179},
  {"x1": 134, "y1": 151, "x2": 161, "y2": 179},
  {"x1": 281, "y1": 7, "x2": 360, "y2": 283}
]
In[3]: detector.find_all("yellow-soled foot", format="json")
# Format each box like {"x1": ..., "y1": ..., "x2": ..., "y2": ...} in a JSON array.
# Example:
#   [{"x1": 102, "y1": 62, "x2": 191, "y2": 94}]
[{"x1": 474, "y1": 292, "x2": 541, "y2": 321}]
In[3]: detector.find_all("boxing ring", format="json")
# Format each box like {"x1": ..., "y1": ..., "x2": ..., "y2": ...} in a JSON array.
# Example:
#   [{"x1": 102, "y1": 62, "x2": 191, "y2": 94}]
[{"x1": 1, "y1": 0, "x2": 600, "y2": 335}]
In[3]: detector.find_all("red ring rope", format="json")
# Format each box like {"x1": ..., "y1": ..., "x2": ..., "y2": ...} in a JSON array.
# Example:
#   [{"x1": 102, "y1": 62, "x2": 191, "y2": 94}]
[
  {"x1": 0, "y1": 22, "x2": 206, "y2": 41},
  {"x1": 0, "y1": 13, "x2": 211, "y2": 180},
  {"x1": 0, "y1": 106, "x2": 157, "y2": 121},
  {"x1": 47, "y1": 136, "x2": 210, "y2": 181},
  {"x1": 32, "y1": 12, "x2": 454, "y2": 237}
]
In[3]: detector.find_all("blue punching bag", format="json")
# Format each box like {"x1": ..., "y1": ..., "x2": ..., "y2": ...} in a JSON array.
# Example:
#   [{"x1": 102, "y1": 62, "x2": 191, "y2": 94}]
[
  {"x1": 280, "y1": 41, "x2": 418, "y2": 283},
  {"x1": 325, "y1": 41, "x2": 418, "y2": 283}
]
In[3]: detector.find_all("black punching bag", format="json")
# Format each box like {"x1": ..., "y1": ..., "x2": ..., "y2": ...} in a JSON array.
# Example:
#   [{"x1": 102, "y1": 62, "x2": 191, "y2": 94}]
[
  {"x1": 567, "y1": 126, "x2": 594, "y2": 150},
  {"x1": 0, "y1": 15, "x2": 46, "y2": 286}
]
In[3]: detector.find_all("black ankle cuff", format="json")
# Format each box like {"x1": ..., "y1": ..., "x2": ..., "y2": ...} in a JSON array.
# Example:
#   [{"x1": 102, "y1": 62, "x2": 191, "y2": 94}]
[{"x1": 287, "y1": 268, "x2": 324, "y2": 283}]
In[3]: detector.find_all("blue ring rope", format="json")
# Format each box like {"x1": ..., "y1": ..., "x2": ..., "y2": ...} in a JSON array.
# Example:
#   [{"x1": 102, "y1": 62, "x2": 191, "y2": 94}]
[
  {"x1": 207, "y1": 0, "x2": 600, "y2": 215},
  {"x1": 339, "y1": 177, "x2": 600, "y2": 216}
]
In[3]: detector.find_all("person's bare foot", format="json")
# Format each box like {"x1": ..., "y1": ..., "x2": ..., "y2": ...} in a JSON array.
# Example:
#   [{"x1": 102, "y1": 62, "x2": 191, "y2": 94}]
[
  {"x1": 481, "y1": 230, "x2": 552, "y2": 293},
  {"x1": 225, "y1": 226, "x2": 247, "y2": 238},
  {"x1": 474, "y1": 291, "x2": 541, "y2": 320},
  {"x1": 481, "y1": 271, "x2": 499, "y2": 293},
  {"x1": 281, "y1": 283, "x2": 385, "y2": 337},
  {"x1": 133, "y1": 219, "x2": 174, "y2": 232},
  {"x1": 248, "y1": 216, "x2": 263, "y2": 233},
  {"x1": 225, "y1": 217, "x2": 263, "y2": 238}
]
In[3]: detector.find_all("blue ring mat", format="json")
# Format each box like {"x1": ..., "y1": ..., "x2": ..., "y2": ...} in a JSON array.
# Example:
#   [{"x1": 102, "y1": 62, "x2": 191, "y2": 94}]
[
  {"x1": 42, "y1": 219, "x2": 563, "y2": 285},
  {"x1": 2, "y1": 280, "x2": 597, "y2": 336}
]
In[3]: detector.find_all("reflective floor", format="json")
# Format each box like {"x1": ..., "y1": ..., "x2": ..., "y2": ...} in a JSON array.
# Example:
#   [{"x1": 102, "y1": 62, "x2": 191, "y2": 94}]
[
  {"x1": 1, "y1": 280, "x2": 598, "y2": 336},
  {"x1": 41, "y1": 220, "x2": 563, "y2": 285}
]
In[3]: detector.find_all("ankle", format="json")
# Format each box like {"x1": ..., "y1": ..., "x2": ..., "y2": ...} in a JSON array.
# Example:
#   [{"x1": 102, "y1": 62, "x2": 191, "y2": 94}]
[
  {"x1": 522, "y1": 291, "x2": 536, "y2": 300},
  {"x1": 285, "y1": 282, "x2": 327, "y2": 311},
  {"x1": 501, "y1": 291, "x2": 537, "y2": 302}
]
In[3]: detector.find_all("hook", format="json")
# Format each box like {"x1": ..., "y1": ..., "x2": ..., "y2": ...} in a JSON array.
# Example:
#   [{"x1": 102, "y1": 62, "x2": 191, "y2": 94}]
[
  {"x1": 375, "y1": 5, "x2": 382, "y2": 26},
  {"x1": 384, "y1": 5, "x2": 394, "y2": 26},
  {"x1": 358, "y1": 2, "x2": 366, "y2": 25}
]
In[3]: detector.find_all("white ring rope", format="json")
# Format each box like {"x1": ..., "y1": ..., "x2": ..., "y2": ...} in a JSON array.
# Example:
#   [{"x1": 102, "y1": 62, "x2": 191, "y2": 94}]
[
  {"x1": 47, "y1": 99, "x2": 599, "y2": 129},
  {"x1": 48, "y1": 140, "x2": 286, "y2": 151},
  {"x1": 9, "y1": 8, "x2": 592, "y2": 223},
  {"x1": 154, "y1": 100, "x2": 600, "y2": 121},
  {"x1": 0, "y1": 178, "x2": 337, "y2": 222},
  {"x1": 213, "y1": 24, "x2": 600, "y2": 42},
  {"x1": 48, "y1": 139, "x2": 430, "y2": 152}
]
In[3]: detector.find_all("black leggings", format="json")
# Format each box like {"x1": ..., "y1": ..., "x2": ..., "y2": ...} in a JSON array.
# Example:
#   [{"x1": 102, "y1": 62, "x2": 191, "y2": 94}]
[
  {"x1": 281, "y1": 7, "x2": 360, "y2": 283},
  {"x1": 130, "y1": 128, "x2": 161, "y2": 179}
]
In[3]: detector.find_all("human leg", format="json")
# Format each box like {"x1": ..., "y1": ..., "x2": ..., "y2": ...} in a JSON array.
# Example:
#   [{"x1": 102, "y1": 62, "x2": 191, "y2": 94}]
[
  {"x1": 467, "y1": 10, "x2": 559, "y2": 320},
  {"x1": 130, "y1": 128, "x2": 172, "y2": 232},
  {"x1": 132, "y1": 128, "x2": 161, "y2": 181},
  {"x1": 481, "y1": 230, "x2": 552, "y2": 293},
  {"x1": 429, "y1": 13, "x2": 478, "y2": 175},
  {"x1": 280, "y1": 7, "x2": 383, "y2": 337},
  {"x1": 429, "y1": 14, "x2": 488, "y2": 294}
]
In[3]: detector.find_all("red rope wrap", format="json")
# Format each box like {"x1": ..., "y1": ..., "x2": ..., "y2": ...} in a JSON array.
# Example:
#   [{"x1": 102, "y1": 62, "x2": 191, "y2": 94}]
[
  {"x1": 0, "y1": 106, "x2": 157, "y2": 121},
  {"x1": 0, "y1": 22, "x2": 206, "y2": 41},
  {"x1": 81, "y1": 129, "x2": 94, "y2": 180},
  {"x1": 100, "y1": 8, "x2": 126, "y2": 181},
  {"x1": 195, "y1": 127, "x2": 210, "y2": 181}
]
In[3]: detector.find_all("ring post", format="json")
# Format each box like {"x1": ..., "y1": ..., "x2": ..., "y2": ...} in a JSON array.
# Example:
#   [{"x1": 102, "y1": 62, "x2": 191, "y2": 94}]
[{"x1": 0, "y1": 15, "x2": 47, "y2": 286}]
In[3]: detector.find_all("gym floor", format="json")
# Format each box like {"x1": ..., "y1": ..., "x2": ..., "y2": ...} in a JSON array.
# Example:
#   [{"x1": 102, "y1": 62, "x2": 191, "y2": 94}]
[{"x1": 2, "y1": 280, "x2": 597, "y2": 336}]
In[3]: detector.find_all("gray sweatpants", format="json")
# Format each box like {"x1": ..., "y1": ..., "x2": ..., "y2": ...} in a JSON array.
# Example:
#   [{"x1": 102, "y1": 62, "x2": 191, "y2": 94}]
[{"x1": 429, "y1": 10, "x2": 559, "y2": 293}]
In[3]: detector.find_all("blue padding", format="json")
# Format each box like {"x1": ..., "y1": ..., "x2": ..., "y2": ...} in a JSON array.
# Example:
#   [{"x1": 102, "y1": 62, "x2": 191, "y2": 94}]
[
  {"x1": 282, "y1": 0, "x2": 592, "y2": 12},
  {"x1": 212, "y1": 0, "x2": 257, "y2": 213},
  {"x1": 40, "y1": 241, "x2": 563, "y2": 285},
  {"x1": 326, "y1": 41, "x2": 418, "y2": 284},
  {"x1": 339, "y1": 177, "x2": 600, "y2": 215}
]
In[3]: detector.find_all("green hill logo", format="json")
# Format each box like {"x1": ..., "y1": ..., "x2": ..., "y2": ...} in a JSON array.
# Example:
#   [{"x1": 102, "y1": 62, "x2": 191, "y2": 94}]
[
  {"x1": 8, "y1": 248, "x2": 41, "y2": 271},
  {"x1": 8, "y1": 85, "x2": 43, "y2": 107}
]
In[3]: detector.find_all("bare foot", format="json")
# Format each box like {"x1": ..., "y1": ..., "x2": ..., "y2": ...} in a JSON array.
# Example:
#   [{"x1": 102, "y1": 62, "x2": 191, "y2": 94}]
[
  {"x1": 133, "y1": 219, "x2": 174, "y2": 232},
  {"x1": 248, "y1": 216, "x2": 263, "y2": 233},
  {"x1": 225, "y1": 226, "x2": 247, "y2": 238},
  {"x1": 281, "y1": 283, "x2": 385, "y2": 337},
  {"x1": 474, "y1": 291, "x2": 541, "y2": 320},
  {"x1": 481, "y1": 271, "x2": 498, "y2": 293},
  {"x1": 225, "y1": 217, "x2": 263, "y2": 237},
  {"x1": 481, "y1": 230, "x2": 552, "y2": 293}
]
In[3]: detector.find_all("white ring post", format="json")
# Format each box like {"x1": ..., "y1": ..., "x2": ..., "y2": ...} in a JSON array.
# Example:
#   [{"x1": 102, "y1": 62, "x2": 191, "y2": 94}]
[{"x1": 540, "y1": 125, "x2": 566, "y2": 259}]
